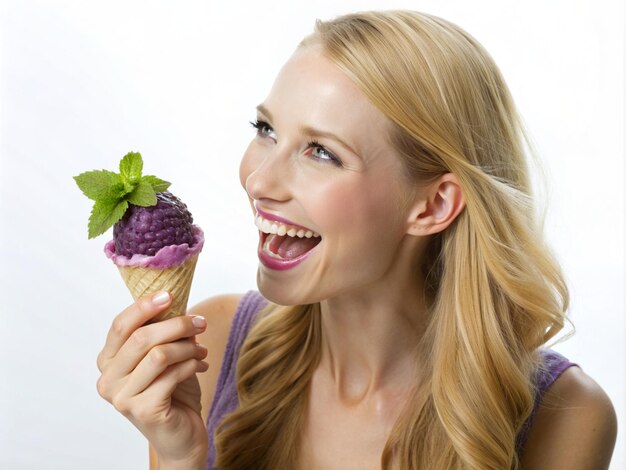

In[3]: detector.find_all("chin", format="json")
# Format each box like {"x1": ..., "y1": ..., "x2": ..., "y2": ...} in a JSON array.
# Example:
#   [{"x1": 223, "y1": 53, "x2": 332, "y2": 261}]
[
  {"x1": 256, "y1": 271, "x2": 286, "y2": 305},
  {"x1": 256, "y1": 271, "x2": 323, "y2": 307},
  {"x1": 257, "y1": 277, "x2": 297, "y2": 306}
]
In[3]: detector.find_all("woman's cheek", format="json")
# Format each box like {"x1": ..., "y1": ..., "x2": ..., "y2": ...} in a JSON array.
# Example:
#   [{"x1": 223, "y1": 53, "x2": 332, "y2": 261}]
[{"x1": 306, "y1": 183, "x2": 368, "y2": 234}]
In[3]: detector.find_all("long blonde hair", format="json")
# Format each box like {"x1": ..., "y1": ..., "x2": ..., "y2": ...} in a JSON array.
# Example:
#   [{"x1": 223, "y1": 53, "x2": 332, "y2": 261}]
[{"x1": 215, "y1": 10, "x2": 570, "y2": 469}]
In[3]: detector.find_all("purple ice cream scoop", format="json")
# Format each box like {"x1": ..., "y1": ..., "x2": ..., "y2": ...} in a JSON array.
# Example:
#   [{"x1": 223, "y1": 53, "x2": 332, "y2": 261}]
[
  {"x1": 105, "y1": 191, "x2": 204, "y2": 269},
  {"x1": 114, "y1": 191, "x2": 194, "y2": 257}
]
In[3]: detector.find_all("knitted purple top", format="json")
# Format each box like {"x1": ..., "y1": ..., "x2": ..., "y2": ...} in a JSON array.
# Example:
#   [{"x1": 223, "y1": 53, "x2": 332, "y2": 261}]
[{"x1": 205, "y1": 291, "x2": 578, "y2": 468}]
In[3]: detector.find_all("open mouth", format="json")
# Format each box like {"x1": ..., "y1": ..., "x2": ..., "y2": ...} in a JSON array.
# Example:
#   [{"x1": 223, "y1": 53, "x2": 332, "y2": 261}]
[
  {"x1": 260, "y1": 231, "x2": 322, "y2": 260},
  {"x1": 255, "y1": 213, "x2": 322, "y2": 261}
]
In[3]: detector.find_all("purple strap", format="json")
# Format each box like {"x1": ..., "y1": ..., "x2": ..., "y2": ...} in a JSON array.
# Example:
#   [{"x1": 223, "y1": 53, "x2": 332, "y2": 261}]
[
  {"x1": 515, "y1": 348, "x2": 579, "y2": 454},
  {"x1": 206, "y1": 291, "x2": 267, "y2": 470}
]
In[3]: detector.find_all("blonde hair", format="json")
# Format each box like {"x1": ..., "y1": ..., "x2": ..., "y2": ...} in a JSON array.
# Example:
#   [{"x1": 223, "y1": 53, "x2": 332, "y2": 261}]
[{"x1": 215, "y1": 10, "x2": 570, "y2": 469}]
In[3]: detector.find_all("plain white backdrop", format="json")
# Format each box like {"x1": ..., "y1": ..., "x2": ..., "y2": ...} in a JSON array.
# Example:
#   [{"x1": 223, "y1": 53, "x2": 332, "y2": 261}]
[{"x1": 0, "y1": 0, "x2": 623, "y2": 468}]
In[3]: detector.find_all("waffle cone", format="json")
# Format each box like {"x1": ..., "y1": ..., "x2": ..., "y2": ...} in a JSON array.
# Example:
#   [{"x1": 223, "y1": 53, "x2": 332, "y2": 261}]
[{"x1": 117, "y1": 254, "x2": 199, "y2": 323}]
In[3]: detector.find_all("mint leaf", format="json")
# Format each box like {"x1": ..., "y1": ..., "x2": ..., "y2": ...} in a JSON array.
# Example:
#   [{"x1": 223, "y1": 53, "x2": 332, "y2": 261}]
[
  {"x1": 121, "y1": 179, "x2": 138, "y2": 196},
  {"x1": 119, "y1": 152, "x2": 143, "y2": 183},
  {"x1": 143, "y1": 175, "x2": 171, "y2": 192},
  {"x1": 127, "y1": 180, "x2": 157, "y2": 207},
  {"x1": 88, "y1": 198, "x2": 129, "y2": 239},
  {"x1": 76, "y1": 150, "x2": 174, "y2": 239},
  {"x1": 74, "y1": 170, "x2": 125, "y2": 201}
]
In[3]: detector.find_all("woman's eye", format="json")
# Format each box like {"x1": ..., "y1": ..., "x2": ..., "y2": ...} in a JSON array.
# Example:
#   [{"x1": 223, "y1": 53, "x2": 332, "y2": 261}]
[
  {"x1": 307, "y1": 141, "x2": 341, "y2": 166},
  {"x1": 250, "y1": 119, "x2": 276, "y2": 140},
  {"x1": 250, "y1": 119, "x2": 342, "y2": 167}
]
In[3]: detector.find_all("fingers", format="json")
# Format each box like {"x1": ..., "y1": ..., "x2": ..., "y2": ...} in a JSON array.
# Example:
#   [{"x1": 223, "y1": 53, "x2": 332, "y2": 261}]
[
  {"x1": 108, "y1": 313, "x2": 207, "y2": 381},
  {"x1": 151, "y1": 358, "x2": 209, "y2": 404},
  {"x1": 96, "y1": 321, "x2": 208, "y2": 409},
  {"x1": 111, "y1": 358, "x2": 209, "y2": 426},
  {"x1": 121, "y1": 340, "x2": 208, "y2": 397},
  {"x1": 98, "y1": 291, "x2": 173, "y2": 371},
  {"x1": 135, "y1": 359, "x2": 210, "y2": 419}
]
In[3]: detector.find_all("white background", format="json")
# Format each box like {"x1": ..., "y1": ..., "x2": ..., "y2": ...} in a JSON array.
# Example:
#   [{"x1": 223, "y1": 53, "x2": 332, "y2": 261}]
[{"x1": 0, "y1": 0, "x2": 623, "y2": 468}]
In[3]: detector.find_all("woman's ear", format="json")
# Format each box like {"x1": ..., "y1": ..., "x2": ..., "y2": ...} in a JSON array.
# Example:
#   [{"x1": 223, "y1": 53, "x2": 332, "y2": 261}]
[{"x1": 406, "y1": 173, "x2": 465, "y2": 236}]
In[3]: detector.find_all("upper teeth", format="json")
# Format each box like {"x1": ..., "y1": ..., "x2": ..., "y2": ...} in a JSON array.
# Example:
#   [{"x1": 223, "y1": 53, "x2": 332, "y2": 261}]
[{"x1": 255, "y1": 214, "x2": 320, "y2": 238}]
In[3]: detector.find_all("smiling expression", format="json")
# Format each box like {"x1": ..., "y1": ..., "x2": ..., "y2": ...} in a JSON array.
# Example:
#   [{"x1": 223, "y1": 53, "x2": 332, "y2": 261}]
[{"x1": 239, "y1": 45, "x2": 422, "y2": 306}]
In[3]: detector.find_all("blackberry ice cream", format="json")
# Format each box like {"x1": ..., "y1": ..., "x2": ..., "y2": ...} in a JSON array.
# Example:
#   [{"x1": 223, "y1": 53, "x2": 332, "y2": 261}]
[{"x1": 74, "y1": 151, "x2": 204, "y2": 320}]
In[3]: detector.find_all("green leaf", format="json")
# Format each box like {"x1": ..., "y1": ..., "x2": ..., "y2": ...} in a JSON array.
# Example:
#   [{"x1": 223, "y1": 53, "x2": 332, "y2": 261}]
[
  {"x1": 127, "y1": 180, "x2": 157, "y2": 207},
  {"x1": 76, "y1": 150, "x2": 172, "y2": 239},
  {"x1": 142, "y1": 175, "x2": 171, "y2": 193},
  {"x1": 121, "y1": 179, "x2": 138, "y2": 196},
  {"x1": 88, "y1": 198, "x2": 129, "y2": 239},
  {"x1": 74, "y1": 170, "x2": 125, "y2": 201},
  {"x1": 119, "y1": 152, "x2": 143, "y2": 183}
]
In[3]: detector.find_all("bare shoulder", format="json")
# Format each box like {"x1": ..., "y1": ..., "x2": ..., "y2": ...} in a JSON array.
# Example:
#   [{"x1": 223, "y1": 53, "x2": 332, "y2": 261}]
[
  {"x1": 189, "y1": 293, "x2": 244, "y2": 340},
  {"x1": 188, "y1": 293, "x2": 245, "y2": 423},
  {"x1": 520, "y1": 366, "x2": 617, "y2": 469}
]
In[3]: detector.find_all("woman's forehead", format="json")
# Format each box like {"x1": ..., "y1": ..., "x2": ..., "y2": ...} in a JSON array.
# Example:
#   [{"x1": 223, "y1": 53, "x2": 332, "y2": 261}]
[{"x1": 261, "y1": 47, "x2": 396, "y2": 163}]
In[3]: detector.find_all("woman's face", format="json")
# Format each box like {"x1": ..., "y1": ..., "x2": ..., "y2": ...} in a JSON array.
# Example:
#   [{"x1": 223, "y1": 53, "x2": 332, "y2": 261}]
[{"x1": 239, "y1": 46, "x2": 420, "y2": 305}]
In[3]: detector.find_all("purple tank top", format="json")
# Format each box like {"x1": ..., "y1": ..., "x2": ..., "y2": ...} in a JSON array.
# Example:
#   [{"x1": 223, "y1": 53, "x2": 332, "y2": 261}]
[
  {"x1": 206, "y1": 291, "x2": 268, "y2": 469},
  {"x1": 205, "y1": 291, "x2": 578, "y2": 468}
]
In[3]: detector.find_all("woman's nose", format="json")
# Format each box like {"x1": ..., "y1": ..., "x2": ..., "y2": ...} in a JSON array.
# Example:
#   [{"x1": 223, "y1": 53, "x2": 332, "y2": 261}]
[{"x1": 241, "y1": 145, "x2": 292, "y2": 203}]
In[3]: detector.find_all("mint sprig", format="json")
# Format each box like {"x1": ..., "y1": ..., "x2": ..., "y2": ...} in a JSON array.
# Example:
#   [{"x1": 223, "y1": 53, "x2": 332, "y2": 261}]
[{"x1": 74, "y1": 151, "x2": 171, "y2": 239}]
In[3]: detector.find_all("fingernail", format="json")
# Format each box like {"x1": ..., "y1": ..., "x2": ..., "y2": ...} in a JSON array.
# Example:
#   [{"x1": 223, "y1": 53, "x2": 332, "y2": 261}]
[
  {"x1": 152, "y1": 291, "x2": 170, "y2": 305},
  {"x1": 192, "y1": 315, "x2": 206, "y2": 329},
  {"x1": 196, "y1": 343, "x2": 208, "y2": 356}
]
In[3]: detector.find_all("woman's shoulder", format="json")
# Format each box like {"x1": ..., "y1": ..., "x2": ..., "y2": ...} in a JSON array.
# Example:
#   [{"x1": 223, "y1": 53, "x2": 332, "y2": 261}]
[
  {"x1": 187, "y1": 291, "x2": 266, "y2": 423},
  {"x1": 520, "y1": 353, "x2": 617, "y2": 469},
  {"x1": 190, "y1": 292, "x2": 246, "y2": 334},
  {"x1": 190, "y1": 290, "x2": 267, "y2": 347}
]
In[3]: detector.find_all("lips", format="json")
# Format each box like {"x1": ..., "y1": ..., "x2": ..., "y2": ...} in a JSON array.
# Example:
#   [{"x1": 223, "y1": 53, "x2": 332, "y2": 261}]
[
  {"x1": 254, "y1": 203, "x2": 319, "y2": 236},
  {"x1": 254, "y1": 206, "x2": 322, "y2": 270},
  {"x1": 257, "y1": 231, "x2": 321, "y2": 270}
]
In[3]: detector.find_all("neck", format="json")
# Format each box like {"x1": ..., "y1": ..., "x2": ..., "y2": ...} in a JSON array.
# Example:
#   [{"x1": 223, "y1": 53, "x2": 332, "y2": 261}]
[{"x1": 318, "y1": 259, "x2": 430, "y2": 405}]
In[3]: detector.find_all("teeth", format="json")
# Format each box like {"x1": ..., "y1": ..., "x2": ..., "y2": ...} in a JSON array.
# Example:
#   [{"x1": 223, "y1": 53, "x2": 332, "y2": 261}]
[
  {"x1": 255, "y1": 213, "x2": 321, "y2": 238},
  {"x1": 262, "y1": 234, "x2": 283, "y2": 259},
  {"x1": 261, "y1": 218, "x2": 273, "y2": 233}
]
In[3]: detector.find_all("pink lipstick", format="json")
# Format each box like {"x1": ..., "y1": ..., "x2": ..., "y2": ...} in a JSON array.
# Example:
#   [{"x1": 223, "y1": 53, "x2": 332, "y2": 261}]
[
  {"x1": 254, "y1": 203, "x2": 313, "y2": 233},
  {"x1": 257, "y1": 232, "x2": 319, "y2": 271}
]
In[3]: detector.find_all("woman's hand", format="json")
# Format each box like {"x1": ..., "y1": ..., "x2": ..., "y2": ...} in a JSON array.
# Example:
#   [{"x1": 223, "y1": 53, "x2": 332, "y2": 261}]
[{"x1": 96, "y1": 291, "x2": 210, "y2": 468}]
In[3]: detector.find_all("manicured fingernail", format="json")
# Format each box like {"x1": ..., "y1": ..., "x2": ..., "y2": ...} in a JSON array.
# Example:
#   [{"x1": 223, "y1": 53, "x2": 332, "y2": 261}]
[
  {"x1": 192, "y1": 315, "x2": 206, "y2": 329},
  {"x1": 152, "y1": 291, "x2": 170, "y2": 305}
]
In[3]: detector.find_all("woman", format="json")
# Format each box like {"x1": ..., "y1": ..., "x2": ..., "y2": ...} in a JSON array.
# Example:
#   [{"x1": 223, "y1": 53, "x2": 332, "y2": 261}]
[{"x1": 96, "y1": 10, "x2": 617, "y2": 469}]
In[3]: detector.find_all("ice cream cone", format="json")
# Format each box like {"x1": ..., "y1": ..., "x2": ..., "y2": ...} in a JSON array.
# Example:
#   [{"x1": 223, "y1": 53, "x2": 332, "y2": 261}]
[{"x1": 117, "y1": 253, "x2": 200, "y2": 322}]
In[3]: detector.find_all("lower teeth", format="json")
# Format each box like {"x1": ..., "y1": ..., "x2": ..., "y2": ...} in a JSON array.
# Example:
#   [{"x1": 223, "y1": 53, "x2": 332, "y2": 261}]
[{"x1": 263, "y1": 235, "x2": 285, "y2": 259}]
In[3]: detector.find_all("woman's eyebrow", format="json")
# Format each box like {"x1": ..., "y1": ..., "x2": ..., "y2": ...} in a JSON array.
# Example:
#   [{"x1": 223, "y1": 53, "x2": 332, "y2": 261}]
[
  {"x1": 298, "y1": 125, "x2": 359, "y2": 157},
  {"x1": 256, "y1": 103, "x2": 273, "y2": 120},
  {"x1": 255, "y1": 103, "x2": 361, "y2": 158}
]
